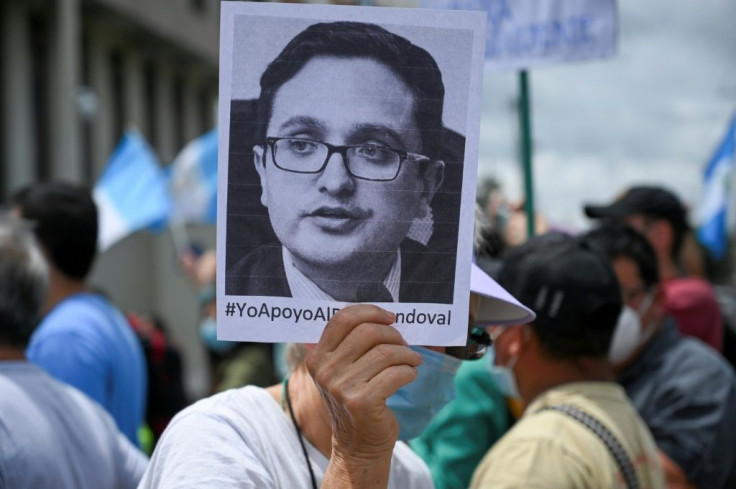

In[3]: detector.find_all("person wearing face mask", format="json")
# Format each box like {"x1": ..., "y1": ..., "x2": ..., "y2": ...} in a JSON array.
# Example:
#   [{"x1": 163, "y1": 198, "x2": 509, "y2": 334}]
[
  {"x1": 180, "y1": 248, "x2": 278, "y2": 394},
  {"x1": 471, "y1": 232, "x2": 666, "y2": 489},
  {"x1": 583, "y1": 223, "x2": 736, "y2": 489},
  {"x1": 138, "y1": 240, "x2": 534, "y2": 488}
]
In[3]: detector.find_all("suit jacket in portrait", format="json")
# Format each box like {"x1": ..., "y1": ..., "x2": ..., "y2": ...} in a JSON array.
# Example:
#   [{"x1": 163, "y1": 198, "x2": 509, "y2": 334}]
[{"x1": 226, "y1": 240, "x2": 454, "y2": 304}]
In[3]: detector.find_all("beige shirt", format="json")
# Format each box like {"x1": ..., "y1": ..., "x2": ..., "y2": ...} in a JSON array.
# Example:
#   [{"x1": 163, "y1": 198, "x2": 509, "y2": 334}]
[{"x1": 470, "y1": 382, "x2": 665, "y2": 489}]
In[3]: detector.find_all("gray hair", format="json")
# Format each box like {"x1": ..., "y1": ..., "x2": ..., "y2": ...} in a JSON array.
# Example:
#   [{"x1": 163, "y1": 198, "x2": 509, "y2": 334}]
[
  {"x1": 0, "y1": 217, "x2": 49, "y2": 349},
  {"x1": 285, "y1": 343, "x2": 308, "y2": 373}
]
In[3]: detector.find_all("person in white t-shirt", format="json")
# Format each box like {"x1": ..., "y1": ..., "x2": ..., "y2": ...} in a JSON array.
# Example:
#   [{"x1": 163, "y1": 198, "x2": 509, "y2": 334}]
[{"x1": 139, "y1": 215, "x2": 534, "y2": 489}]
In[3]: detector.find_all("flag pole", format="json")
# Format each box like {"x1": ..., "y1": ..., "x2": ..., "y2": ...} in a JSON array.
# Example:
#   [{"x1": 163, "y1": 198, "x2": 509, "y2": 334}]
[{"x1": 518, "y1": 70, "x2": 535, "y2": 238}]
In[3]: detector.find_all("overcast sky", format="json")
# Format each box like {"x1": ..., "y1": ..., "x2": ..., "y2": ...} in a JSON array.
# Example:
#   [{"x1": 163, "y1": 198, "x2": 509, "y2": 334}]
[{"x1": 477, "y1": 0, "x2": 736, "y2": 231}]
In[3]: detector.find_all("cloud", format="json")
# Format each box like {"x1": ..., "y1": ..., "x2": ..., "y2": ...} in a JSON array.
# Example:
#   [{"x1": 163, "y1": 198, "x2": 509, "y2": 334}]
[{"x1": 478, "y1": 0, "x2": 736, "y2": 232}]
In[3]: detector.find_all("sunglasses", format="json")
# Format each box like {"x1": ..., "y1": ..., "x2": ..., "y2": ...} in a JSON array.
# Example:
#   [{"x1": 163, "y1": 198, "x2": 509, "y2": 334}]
[{"x1": 445, "y1": 326, "x2": 492, "y2": 360}]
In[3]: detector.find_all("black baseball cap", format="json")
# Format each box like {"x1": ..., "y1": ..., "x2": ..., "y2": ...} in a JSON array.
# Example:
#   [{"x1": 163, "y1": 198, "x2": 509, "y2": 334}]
[
  {"x1": 584, "y1": 186, "x2": 688, "y2": 231},
  {"x1": 496, "y1": 233, "x2": 622, "y2": 357}
]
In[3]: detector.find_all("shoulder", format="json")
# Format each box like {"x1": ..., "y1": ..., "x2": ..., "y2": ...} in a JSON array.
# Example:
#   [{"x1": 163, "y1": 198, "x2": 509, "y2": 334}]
[
  {"x1": 28, "y1": 295, "x2": 134, "y2": 359},
  {"x1": 659, "y1": 336, "x2": 736, "y2": 396},
  {"x1": 388, "y1": 442, "x2": 434, "y2": 489},
  {"x1": 230, "y1": 246, "x2": 283, "y2": 276},
  {"x1": 471, "y1": 416, "x2": 592, "y2": 489},
  {"x1": 167, "y1": 385, "x2": 275, "y2": 432},
  {"x1": 34, "y1": 294, "x2": 105, "y2": 333},
  {"x1": 399, "y1": 240, "x2": 454, "y2": 304},
  {"x1": 0, "y1": 365, "x2": 125, "y2": 444},
  {"x1": 664, "y1": 277, "x2": 719, "y2": 310},
  {"x1": 33, "y1": 294, "x2": 125, "y2": 338},
  {"x1": 141, "y1": 386, "x2": 281, "y2": 488},
  {"x1": 226, "y1": 245, "x2": 289, "y2": 297},
  {"x1": 151, "y1": 385, "x2": 291, "y2": 460},
  {"x1": 650, "y1": 326, "x2": 734, "y2": 378}
]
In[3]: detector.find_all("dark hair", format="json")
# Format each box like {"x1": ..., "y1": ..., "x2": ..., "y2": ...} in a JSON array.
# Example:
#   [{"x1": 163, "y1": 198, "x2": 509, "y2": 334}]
[
  {"x1": 497, "y1": 233, "x2": 622, "y2": 360},
  {"x1": 12, "y1": 182, "x2": 98, "y2": 280},
  {"x1": 0, "y1": 218, "x2": 48, "y2": 349},
  {"x1": 582, "y1": 223, "x2": 660, "y2": 289},
  {"x1": 256, "y1": 21, "x2": 445, "y2": 160}
]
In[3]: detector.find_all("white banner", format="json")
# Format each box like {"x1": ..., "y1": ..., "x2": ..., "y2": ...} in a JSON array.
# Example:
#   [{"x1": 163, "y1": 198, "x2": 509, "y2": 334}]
[{"x1": 419, "y1": 0, "x2": 617, "y2": 71}]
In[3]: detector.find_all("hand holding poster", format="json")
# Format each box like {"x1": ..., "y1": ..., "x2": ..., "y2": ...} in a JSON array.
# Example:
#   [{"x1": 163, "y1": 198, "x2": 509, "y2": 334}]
[{"x1": 217, "y1": 2, "x2": 487, "y2": 346}]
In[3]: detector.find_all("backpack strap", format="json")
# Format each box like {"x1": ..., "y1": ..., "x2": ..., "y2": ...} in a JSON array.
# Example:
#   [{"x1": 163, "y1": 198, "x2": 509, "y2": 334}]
[{"x1": 539, "y1": 404, "x2": 640, "y2": 489}]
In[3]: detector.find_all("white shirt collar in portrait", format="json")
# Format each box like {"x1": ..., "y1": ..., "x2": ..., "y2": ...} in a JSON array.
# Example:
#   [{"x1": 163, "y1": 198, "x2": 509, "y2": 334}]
[{"x1": 282, "y1": 247, "x2": 401, "y2": 302}]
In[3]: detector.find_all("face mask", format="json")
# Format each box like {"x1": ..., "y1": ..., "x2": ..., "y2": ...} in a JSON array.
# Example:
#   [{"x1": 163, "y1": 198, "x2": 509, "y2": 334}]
[
  {"x1": 609, "y1": 292, "x2": 655, "y2": 364},
  {"x1": 199, "y1": 317, "x2": 236, "y2": 354},
  {"x1": 387, "y1": 346, "x2": 461, "y2": 440},
  {"x1": 485, "y1": 346, "x2": 521, "y2": 400}
]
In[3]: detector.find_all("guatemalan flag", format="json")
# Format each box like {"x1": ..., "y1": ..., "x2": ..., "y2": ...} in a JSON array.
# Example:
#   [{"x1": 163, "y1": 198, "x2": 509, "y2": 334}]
[
  {"x1": 168, "y1": 128, "x2": 218, "y2": 224},
  {"x1": 93, "y1": 130, "x2": 171, "y2": 251},
  {"x1": 697, "y1": 114, "x2": 736, "y2": 260}
]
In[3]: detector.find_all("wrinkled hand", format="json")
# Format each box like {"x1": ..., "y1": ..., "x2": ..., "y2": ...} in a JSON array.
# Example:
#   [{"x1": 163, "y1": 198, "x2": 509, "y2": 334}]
[{"x1": 307, "y1": 304, "x2": 422, "y2": 462}]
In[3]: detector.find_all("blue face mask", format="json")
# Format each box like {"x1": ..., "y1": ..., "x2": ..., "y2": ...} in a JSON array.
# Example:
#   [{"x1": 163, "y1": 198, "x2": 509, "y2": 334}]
[
  {"x1": 484, "y1": 346, "x2": 521, "y2": 400},
  {"x1": 387, "y1": 346, "x2": 461, "y2": 440},
  {"x1": 199, "y1": 317, "x2": 237, "y2": 354}
]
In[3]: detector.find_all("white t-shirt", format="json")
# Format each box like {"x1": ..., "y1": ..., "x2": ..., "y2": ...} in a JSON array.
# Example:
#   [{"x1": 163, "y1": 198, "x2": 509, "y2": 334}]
[
  {"x1": 138, "y1": 385, "x2": 433, "y2": 489},
  {"x1": 0, "y1": 361, "x2": 146, "y2": 489}
]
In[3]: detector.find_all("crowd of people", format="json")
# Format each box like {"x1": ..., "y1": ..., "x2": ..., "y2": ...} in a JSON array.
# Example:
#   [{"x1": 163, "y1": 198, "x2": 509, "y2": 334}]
[
  {"x1": 1, "y1": 17, "x2": 735, "y2": 489},
  {"x1": 3, "y1": 182, "x2": 736, "y2": 489}
]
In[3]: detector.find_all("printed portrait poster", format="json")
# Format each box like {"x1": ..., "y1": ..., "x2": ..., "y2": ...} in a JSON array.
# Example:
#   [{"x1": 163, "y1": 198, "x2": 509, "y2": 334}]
[{"x1": 217, "y1": 1, "x2": 486, "y2": 346}]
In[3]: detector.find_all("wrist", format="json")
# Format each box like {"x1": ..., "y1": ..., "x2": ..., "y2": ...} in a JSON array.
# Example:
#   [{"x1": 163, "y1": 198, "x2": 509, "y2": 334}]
[{"x1": 325, "y1": 444, "x2": 394, "y2": 488}]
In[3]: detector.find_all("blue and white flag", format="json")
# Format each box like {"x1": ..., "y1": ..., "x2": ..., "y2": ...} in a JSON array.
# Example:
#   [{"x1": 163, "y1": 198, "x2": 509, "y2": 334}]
[
  {"x1": 697, "y1": 114, "x2": 736, "y2": 260},
  {"x1": 417, "y1": 0, "x2": 618, "y2": 72},
  {"x1": 94, "y1": 130, "x2": 171, "y2": 251},
  {"x1": 168, "y1": 128, "x2": 218, "y2": 224}
]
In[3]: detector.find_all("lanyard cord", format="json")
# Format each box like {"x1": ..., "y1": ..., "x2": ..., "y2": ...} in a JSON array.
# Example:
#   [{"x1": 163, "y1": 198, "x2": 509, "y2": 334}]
[{"x1": 282, "y1": 377, "x2": 319, "y2": 489}]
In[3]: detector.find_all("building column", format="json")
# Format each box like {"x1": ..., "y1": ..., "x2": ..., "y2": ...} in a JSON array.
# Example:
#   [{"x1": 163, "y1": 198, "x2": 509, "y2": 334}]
[
  {"x1": 124, "y1": 48, "x2": 145, "y2": 134},
  {"x1": 50, "y1": 0, "x2": 82, "y2": 180},
  {"x1": 2, "y1": 0, "x2": 35, "y2": 194},
  {"x1": 155, "y1": 61, "x2": 176, "y2": 164},
  {"x1": 183, "y1": 71, "x2": 201, "y2": 144},
  {"x1": 87, "y1": 28, "x2": 114, "y2": 178}
]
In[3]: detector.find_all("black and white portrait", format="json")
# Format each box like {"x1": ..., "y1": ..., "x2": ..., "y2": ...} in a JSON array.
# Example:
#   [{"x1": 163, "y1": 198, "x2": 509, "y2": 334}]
[{"x1": 217, "y1": 3, "x2": 485, "y2": 344}]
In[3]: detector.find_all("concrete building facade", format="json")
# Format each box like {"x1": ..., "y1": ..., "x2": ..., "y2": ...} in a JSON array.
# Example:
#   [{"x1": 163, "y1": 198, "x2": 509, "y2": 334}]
[{"x1": 1, "y1": 0, "x2": 221, "y2": 397}]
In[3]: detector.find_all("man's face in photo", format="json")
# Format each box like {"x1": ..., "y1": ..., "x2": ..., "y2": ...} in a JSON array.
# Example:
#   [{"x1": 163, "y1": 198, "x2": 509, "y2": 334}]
[{"x1": 253, "y1": 55, "x2": 444, "y2": 271}]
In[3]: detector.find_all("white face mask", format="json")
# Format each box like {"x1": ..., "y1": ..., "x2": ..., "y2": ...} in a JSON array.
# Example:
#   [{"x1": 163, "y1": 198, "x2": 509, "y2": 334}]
[
  {"x1": 485, "y1": 346, "x2": 521, "y2": 399},
  {"x1": 609, "y1": 292, "x2": 655, "y2": 364}
]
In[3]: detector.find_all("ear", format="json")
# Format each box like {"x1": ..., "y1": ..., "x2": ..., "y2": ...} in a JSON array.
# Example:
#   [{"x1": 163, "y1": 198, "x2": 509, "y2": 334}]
[
  {"x1": 420, "y1": 160, "x2": 445, "y2": 203},
  {"x1": 506, "y1": 324, "x2": 527, "y2": 357},
  {"x1": 253, "y1": 145, "x2": 269, "y2": 208}
]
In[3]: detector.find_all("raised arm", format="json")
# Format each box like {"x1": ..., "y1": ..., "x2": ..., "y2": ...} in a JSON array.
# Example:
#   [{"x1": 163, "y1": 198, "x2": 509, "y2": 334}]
[{"x1": 306, "y1": 305, "x2": 422, "y2": 489}]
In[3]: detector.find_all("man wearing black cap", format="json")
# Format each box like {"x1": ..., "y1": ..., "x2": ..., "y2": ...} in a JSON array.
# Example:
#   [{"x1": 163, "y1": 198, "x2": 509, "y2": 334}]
[
  {"x1": 470, "y1": 233, "x2": 665, "y2": 489},
  {"x1": 583, "y1": 223, "x2": 736, "y2": 489},
  {"x1": 585, "y1": 185, "x2": 724, "y2": 352}
]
